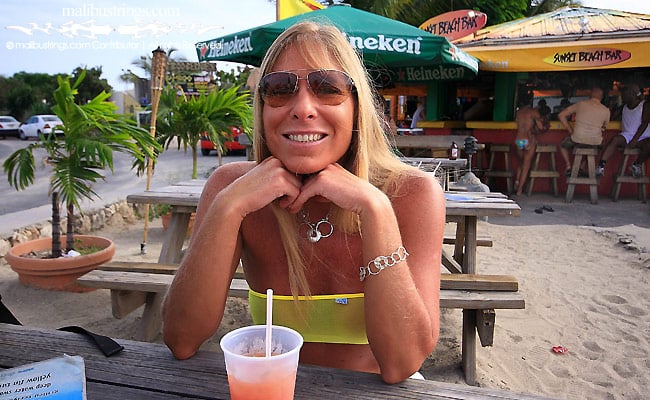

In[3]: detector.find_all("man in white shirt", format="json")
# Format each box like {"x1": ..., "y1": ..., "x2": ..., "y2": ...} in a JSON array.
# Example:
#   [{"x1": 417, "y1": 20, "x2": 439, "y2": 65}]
[
  {"x1": 598, "y1": 84, "x2": 650, "y2": 178},
  {"x1": 410, "y1": 99, "x2": 426, "y2": 131}
]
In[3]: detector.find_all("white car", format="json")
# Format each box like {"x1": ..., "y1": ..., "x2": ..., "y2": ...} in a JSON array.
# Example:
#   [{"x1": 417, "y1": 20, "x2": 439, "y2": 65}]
[
  {"x1": 0, "y1": 116, "x2": 20, "y2": 139},
  {"x1": 19, "y1": 115, "x2": 63, "y2": 140}
]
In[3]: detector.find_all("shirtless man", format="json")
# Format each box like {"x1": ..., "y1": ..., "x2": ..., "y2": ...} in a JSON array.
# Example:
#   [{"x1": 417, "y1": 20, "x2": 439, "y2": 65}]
[{"x1": 514, "y1": 101, "x2": 548, "y2": 195}]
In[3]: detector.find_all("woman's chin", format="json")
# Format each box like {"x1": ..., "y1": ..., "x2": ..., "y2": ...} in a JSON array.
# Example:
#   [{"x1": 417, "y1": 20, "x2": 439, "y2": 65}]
[{"x1": 285, "y1": 163, "x2": 324, "y2": 175}]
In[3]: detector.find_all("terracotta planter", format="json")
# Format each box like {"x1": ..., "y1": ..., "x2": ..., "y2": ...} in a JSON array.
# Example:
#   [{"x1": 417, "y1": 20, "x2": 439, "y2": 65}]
[
  {"x1": 161, "y1": 212, "x2": 195, "y2": 238},
  {"x1": 6, "y1": 235, "x2": 115, "y2": 292}
]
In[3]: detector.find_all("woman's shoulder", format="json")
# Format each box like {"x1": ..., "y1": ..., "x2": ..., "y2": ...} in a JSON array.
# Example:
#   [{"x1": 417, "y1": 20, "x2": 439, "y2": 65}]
[
  {"x1": 205, "y1": 161, "x2": 256, "y2": 188},
  {"x1": 389, "y1": 167, "x2": 443, "y2": 199},
  {"x1": 210, "y1": 161, "x2": 255, "y2": 176}
]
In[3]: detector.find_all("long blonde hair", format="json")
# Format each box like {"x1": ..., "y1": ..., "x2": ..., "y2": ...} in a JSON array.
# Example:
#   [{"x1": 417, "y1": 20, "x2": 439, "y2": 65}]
[{"x1": 252, "y1": 21, "x2": 411, "y2": 297}]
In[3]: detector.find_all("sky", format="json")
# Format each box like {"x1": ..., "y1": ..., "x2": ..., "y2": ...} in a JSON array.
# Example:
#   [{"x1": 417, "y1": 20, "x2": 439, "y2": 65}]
[
  {"x1": 1, "y1": 0, "x2": 649, "y2": 92},
  {"x1": 0, "y1": 0, "x2": 276, "y2": 91}
]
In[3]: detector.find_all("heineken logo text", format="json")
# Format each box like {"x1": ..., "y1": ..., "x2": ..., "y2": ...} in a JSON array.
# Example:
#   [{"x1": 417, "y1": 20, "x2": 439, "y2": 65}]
[
  {"x1": 345, "y1": 34, "x2": 421, "y2": 54},
  {"x1": 400, "y1": 66, "x2": 466, "y2": 81},
  {"x1": 200, "y1": 35, "x2": 253, "y2": 59}
]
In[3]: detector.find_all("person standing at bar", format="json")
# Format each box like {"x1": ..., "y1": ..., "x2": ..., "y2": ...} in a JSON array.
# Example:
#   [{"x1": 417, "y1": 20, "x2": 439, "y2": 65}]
[
  {"x1": 410, "y1": 98, "x2": 426, "y2": 133},
  {"x1": 514, "y1": 97, "x2": 549, "y2": 195}
]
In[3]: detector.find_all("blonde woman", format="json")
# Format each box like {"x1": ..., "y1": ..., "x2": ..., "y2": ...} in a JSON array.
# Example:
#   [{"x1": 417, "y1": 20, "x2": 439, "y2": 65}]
[{"x1": 162, "y1": 20, "x2": 444, "y2": 384}]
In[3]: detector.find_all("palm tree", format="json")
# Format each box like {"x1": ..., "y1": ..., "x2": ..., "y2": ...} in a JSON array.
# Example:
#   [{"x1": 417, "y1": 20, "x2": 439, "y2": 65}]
[
  {"x1": 3, "y1": 70, "x2": 161, "y2": 257},
  {"x1": 119, "y1": 48, "x2": 187, "y2": 87},
  {"x1": 155, "y1": 85, "x2": 252, "y2": 179}
]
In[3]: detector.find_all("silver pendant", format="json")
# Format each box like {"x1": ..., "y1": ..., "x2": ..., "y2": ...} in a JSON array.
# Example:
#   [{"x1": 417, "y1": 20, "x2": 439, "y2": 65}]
[
  {"x1": 300, "y1": 210, "x2": 334, "y2": 243},
  {"x1": 308, "y1": 228, "x2": 322, "y2": 243}
]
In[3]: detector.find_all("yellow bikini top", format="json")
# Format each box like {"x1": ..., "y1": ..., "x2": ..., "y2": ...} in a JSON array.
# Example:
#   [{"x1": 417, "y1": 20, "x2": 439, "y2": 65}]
[{"x1": 248, "y1": 289, "x2": 368, "y2": 345}]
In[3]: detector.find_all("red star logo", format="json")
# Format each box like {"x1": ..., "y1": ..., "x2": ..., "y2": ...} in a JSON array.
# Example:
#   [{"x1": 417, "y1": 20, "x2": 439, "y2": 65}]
[
  {"x1": 199, "y1": 43, "x2": 209, "y2": 59},
  {"x1": 447, "y1": 45, "x2": 462, "y2": 61}
]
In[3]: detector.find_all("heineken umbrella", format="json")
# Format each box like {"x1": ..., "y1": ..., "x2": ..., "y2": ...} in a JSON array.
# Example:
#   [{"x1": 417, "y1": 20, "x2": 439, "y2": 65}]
[{"x1": 195, "y1": 5, "x2": 478, "y2": 83}]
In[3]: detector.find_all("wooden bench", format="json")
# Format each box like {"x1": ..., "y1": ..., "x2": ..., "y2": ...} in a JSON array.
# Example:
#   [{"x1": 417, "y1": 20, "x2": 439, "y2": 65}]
[
  {"x1": 443, "y1": 233, "x2": 493, "y2": 247},
  {"x1": 77, "y1": 262, "x2": 523, "y2": 385}
]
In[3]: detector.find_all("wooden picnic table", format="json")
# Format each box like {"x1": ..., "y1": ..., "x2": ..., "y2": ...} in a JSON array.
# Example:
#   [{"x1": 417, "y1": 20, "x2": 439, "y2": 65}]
[
  {"x1": 0, "y1": 323, "x2": 555, "y2": 400},
  {"x1": 443, "y1": 192, "x2": 520, "y2": 274},
  {"x1": 125, "y1": 181, "x2": 521, "y2": 385},
  {"x1": 126, "y1": 182, "x2": 520, "y2": 275}
]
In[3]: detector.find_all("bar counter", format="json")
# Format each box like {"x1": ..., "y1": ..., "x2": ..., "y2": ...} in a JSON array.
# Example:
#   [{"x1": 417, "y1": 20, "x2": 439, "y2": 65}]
[{"x1": 417, "y1": 120, "x2": 645, "y2": 199}]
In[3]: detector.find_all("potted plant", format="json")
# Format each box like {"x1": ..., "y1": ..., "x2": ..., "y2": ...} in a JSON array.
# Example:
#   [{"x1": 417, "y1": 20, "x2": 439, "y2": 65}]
[
  {"x1": 3, "y1": 70, "x2": 161, "y2": 292},
  {"x1": 149, "y1": 203, "x2": 194, "y2": 235}
]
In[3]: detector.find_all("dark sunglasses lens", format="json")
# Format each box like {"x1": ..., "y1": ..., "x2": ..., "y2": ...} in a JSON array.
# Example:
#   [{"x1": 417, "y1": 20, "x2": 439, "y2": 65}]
[
  {"x1": 307, "y1": 71, "x2": 353, "y2": 105},
  {"x1": 261, "y1": 73, "x2": 297, "y2": 106},
  {"x1": 261, "y1": 70, "x2": 354, "y2": 107}
]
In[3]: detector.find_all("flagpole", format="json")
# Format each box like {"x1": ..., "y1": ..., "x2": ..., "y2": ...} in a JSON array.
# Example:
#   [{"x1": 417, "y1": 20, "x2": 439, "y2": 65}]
[
  {"x1": 276, "y1": 0, "x2": 280, "y2": 21},
  {"x1": 141, "y1": 46, "x2": 167, "y2": 255}
]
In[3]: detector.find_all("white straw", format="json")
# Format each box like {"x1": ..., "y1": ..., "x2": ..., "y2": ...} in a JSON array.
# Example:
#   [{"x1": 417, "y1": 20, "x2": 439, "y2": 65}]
[{"x1": 265, "y1": 288, "x2": 273, "y2": 358}]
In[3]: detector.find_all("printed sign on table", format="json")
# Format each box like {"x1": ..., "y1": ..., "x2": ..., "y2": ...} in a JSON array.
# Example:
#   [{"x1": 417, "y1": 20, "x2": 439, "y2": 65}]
[{"x1": 0, "y1": 355, "x2": 86, "y2": 400}]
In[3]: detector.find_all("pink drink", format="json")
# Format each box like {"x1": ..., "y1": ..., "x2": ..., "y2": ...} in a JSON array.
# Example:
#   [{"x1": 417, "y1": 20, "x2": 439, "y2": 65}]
[
  {"x1": 227, "y1": 369, "x2": 297, "y2": 400},
  {"x1": 220, "y1": 326, "x2": 303, "y2": 400}
]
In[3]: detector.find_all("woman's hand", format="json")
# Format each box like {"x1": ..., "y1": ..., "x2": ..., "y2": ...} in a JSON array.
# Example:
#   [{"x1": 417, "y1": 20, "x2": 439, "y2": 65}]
[
  {"x1": 283, "y1": 163, "x2": 385, "y2": 215},
  {"x1": 217, "y1": 157, "x2": 304, "y2": 219}
]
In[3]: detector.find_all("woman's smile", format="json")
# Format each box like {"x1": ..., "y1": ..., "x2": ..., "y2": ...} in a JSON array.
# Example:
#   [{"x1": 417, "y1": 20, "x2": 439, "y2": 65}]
[{"x1": 285, "y1": 133, "x2": 326, "y2": 143}]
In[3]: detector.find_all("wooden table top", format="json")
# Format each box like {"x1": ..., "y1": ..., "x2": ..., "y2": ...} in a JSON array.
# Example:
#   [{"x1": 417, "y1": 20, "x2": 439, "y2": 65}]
[
  {"x1": 0, "y1": 324, "x2": 554, "y2": 400},
  {"x1": 127, "y1": 181, "x2": 520, "y2": 219}
]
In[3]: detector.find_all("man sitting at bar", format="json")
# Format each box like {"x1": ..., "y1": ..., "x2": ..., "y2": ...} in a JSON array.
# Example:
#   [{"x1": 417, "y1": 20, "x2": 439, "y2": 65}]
[
  {"x1": 596, "y1": 84, "x2": 650, "y2": 178},
  {"x1": 557, "y1": 87, "x2": 610, "y2": 176}
]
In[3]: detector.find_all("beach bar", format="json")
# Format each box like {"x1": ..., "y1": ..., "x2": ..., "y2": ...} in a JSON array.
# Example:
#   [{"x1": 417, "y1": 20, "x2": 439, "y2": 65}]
[{"x1": 437, "y1": 7, "x2": 650, "y2": 199}]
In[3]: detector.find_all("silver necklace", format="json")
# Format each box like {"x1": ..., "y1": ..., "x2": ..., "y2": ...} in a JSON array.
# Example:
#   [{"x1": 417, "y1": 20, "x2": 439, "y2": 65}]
[{"x1": 299, "y1": 209, "x2": 334, "y2": 243}]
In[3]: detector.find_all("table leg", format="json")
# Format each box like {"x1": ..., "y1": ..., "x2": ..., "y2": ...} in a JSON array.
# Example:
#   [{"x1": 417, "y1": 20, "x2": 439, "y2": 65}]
[
  {"x1": 136, "y1": 292, "x2": 163, "y2": 342},
  {"x1": 463, "y1": 216, "x2": 478, "y2": 274},
  {"x1": 453, "y1": 219, "x2": 465, "y2": 267},
  {"x1": 459, "y1": 215, "x2": 478, "y2": 384},
  {"x1": 462, "y1": 309, "x2": 477, "y2": 385},
  {"x1": 158, "y1": 211, "x2": 191, "y2": 264}
]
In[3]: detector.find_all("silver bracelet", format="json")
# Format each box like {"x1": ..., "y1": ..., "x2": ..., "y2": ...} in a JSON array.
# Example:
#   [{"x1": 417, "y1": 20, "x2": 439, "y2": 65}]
[{"x1": 359, "y1": 246, "x2": 409, "y2": 282}]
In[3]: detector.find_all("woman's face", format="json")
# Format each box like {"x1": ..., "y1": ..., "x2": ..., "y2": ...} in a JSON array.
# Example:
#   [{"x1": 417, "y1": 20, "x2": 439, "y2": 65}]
[{"x1": 262, "y1": 45, "x2": 356, "y2": 175}]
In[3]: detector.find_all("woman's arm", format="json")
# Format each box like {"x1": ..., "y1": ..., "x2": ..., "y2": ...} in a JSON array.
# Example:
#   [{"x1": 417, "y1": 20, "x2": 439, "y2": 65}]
[
  {"x1": 162, "y1": 159, "x2": 302, "y2": 359},
  {"x1": 289, "y1": 166, "x2": 444, "y2": 383},
  {"x1": 361, "y1": 173, "x2": 443, "y2": 384}
]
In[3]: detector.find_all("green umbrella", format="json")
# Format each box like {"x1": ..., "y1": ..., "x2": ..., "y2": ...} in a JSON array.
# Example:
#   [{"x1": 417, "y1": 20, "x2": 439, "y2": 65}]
[{"x1": 195, "y1": 5, "x2": 478, "y2": 84}]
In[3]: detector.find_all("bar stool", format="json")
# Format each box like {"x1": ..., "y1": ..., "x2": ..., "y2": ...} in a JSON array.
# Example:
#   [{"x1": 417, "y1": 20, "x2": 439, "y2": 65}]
[
  {"x1": 565, "y1": 146, "x2": 599, "y2": 204},
  {"x1": 483, "y1": 144, "x2": 514, "y2": 194},
  {"x1": 611, "y1": 147, "x2": 648, "y2": 203},
  {"x1": 526, "y1": 144, "x2": 559, "y2": 196}
]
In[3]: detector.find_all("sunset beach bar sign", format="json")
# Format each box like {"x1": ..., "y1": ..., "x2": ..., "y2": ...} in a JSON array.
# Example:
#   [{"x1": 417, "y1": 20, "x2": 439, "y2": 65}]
[
  {"x1": 543, "y1": 47, "x2": 631, "y2": 68},
  {"x1": 461, "y1": 38, "x2": 649, "y2": 72},
  {"x1": 419, "y1": 10, "x2": 487, "y2": 42}
]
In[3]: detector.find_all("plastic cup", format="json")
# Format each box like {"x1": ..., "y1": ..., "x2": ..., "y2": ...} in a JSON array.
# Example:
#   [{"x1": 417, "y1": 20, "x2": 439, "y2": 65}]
[{"x1": 220, "y1": 325, "x2": 303, "y2": 400}]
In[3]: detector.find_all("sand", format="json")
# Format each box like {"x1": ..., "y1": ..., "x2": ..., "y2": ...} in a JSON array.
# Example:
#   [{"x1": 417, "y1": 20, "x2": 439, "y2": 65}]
[{"x1": 1, "y1": 194, "x2": 648, "y2": 400}]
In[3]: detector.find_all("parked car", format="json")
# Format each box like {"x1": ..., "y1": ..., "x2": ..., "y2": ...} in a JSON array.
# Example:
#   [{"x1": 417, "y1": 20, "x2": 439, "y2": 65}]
[
  {"x1": 18, "y1": 115, "x2": 63, "y2": 140},
  {"x1": 0, "y1": 116, "x2": 20, "y2": 139},
  {"x1": 200, "y1": 126, "x2": 247, "y2": 156}
]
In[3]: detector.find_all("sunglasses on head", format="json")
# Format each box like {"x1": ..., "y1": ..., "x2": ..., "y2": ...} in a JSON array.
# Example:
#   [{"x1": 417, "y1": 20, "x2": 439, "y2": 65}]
[{"x1": 259, "y1": 69, "x2": 356, "y2": 107}]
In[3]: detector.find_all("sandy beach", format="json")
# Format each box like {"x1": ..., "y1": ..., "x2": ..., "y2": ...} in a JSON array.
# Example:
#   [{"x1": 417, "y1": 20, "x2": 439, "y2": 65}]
[{"x1": 1, "y1": 193, "x2": 648, "y2": 400}]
